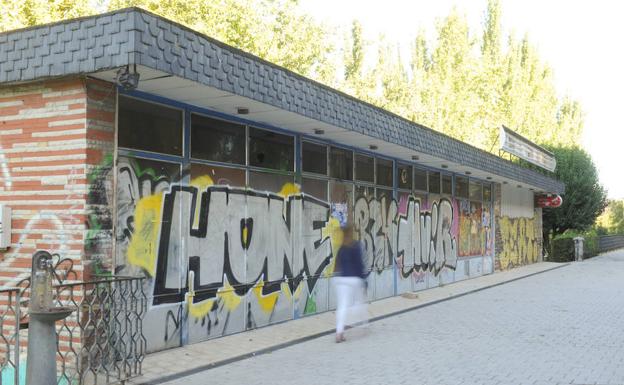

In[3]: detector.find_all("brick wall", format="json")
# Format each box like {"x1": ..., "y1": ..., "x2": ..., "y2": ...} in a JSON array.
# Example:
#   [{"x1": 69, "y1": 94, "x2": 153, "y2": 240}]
[{"x1": 0, "y1": 77, "x2": 116, "y2": 287}]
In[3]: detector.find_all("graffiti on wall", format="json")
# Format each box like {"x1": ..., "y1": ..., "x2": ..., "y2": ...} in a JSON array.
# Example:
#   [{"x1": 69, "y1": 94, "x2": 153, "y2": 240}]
[
  {"x1": 458, "y1": 200, "x2": 485, "y2": 257},
  {"x1": 496, "y1": 212, "x2": 541, "y2": 270},
  {"x1": 115, "y1": 157, "x2": 471, "y2": 350},
  {"x1": 395, "y1": 197, "x2": 457, "y2": 276},
  {"x1": 482, "y1": 205, "x2": 493, "y2": 256},
  {"x1": 85, "y1": 153, "x2": 114, "y2": 276}
]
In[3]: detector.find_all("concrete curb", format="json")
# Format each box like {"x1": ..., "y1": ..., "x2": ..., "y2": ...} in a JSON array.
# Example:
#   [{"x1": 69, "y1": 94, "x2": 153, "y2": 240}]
[{"x1": 136, "y1": 262, "x2": 570, "y2": 385}]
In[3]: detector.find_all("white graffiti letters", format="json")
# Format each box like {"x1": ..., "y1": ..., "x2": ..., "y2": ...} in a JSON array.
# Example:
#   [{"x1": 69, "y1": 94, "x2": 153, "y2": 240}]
[{"x1": 396, "y1": 198, "x2": 457, "y2": 276}]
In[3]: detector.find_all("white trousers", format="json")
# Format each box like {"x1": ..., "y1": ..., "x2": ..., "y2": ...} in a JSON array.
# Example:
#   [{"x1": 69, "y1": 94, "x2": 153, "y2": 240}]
[{"x1": 334, "y1": 276, "x2": 368, "y2": 334}]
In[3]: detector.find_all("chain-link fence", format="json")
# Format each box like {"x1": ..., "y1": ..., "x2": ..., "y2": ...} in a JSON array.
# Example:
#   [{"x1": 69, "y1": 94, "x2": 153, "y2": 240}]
[{"x1": 1, "y1": 271, "x2": 146, "y2": 385}]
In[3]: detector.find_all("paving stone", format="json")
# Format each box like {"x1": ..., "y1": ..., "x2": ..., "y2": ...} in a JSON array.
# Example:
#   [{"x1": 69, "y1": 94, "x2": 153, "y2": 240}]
[{"x1": 150, "y1": 251, "x2": 624, "y2": 385}]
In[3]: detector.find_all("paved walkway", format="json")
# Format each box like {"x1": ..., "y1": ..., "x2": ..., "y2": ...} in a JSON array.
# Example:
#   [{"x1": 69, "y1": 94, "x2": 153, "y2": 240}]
[
  {"x1": 133, "y1": 260, "x2": 570, "y2": 385},
  {"x1": 155, "y1": 251, "x2": 624, "y2": 385}
]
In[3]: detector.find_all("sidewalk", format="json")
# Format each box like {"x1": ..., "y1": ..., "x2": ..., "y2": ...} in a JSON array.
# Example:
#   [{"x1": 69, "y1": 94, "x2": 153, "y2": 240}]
[{"x1": 130, "y1": 261, "x2": 568, "y2": 385}]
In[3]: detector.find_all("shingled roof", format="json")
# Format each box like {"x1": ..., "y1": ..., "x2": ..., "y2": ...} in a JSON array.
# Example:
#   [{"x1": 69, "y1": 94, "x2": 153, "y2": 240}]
[{"x1": 0, "y1": 7, "x2": 564, "y2": 194}]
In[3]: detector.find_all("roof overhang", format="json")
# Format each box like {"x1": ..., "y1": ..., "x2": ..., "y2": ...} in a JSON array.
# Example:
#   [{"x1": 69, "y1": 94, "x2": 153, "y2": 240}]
[{"x1": 0, "y1": 7, "x2": 564, "y2": 194}]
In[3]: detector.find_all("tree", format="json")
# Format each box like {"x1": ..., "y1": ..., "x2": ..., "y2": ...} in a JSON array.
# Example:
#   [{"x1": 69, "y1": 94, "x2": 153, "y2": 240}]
[
  {"x1": 481, "y1": 0, "x2": 501, "y2": 63},
  {"x1": 107, "y1": 0, "x2": 335, "y2": 79},
  {"x1": 596, "y1": 200, "x2": 624, "y2": 235},
  {"x1": 373, "y1": 38, "x2": 410, "y2": 116},
  {"x1": 542, "y1": 146, "x2": 607, "y2": 242},
  {"x1": 0, "y1": 0, "x2": 97, "y2": 31},
  {"x1": 426, "y1": 8, "x2": 478, "y2": 143},
  {"x1": 0, "y1": 0, "x2": 588, "y2": 155},
  {"x1": 344, "y1": 20, "x2": 364, "y2": 83}
]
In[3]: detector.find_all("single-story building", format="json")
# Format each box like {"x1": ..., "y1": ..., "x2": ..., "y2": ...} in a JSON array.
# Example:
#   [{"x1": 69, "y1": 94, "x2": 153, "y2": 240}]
[{"x1": 0, "y1": 8, "x2": 564, "y2": 353}]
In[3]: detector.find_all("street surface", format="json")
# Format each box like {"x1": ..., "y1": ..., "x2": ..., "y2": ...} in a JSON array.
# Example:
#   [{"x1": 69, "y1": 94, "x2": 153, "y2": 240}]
[{"x1": 163, "y1": 251, "x2": 624, "y2": 385}]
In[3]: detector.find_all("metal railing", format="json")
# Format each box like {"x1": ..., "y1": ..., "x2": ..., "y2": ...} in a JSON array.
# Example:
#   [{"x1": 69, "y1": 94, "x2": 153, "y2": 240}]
[
  {"x1": 0, "y1": 260, "x2": 146, "y2": 385},
  {"x1": 0, "y1": 288, "x2": 20, "y2": 385},
  {"x1": 599, "y1": 235, "x2": 624, "y2": 253},
  {"x1": 55, "y1": 276, "x2": 147, "y2": 385}
]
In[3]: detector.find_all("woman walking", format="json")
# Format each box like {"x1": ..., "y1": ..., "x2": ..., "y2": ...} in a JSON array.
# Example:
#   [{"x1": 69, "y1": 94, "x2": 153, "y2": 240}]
[{"x1": 333, "y1": 224, "x2": 367, "y2": 343}]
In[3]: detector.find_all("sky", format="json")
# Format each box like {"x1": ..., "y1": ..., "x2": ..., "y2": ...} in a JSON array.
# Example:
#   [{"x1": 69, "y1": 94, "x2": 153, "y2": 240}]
[{"x1": 300, "y1": 0, "x2": 624, "y2": 199}]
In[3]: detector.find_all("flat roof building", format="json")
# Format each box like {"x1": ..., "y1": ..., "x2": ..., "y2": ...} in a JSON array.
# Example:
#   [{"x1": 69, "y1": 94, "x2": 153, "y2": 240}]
[{"x1": 0, "y1": 8, "x2": 563, "y2": 353}]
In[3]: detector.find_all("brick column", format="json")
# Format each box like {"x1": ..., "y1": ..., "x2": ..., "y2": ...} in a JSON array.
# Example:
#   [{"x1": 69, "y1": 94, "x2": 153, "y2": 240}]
[{"x1": 0, "y1": 78, "x2": 90, "y2": 286}]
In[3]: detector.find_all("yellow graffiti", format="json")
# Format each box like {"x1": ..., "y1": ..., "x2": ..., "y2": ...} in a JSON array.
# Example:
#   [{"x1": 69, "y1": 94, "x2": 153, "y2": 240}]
[
  {"x1": 252, "y1": 279, "x2": 280, "y2": 313},
  {"x1": 191, "y1": 175, "x2": 214, "y2": 228},
  {"x1": 127, "y1": 194, "x2": 163, "y2": 276},
  {"x1": 242, "y1": 225, "x2": 249, "y2": 247},
  {"x1": 278, "y1": 182, "x2": 301, "y2": 197},
  {"x1": 322, "y1": 217, "x2": 343, "y2": 277},
  {"x1": 186, "y1": 277, "x2": 242, "y2": 318},
  {"x1": 217, "y1": 278, "x2": 242, "y2": 311},
  {"x1": 497, "y1": 213, "x2": 540, "y2": 270},
  {"x1": 191, "y1": 175, "x2": 214, "y2": 190},
  {"x1": 187, "y1": 297, "x2": 215, "y2": 319},
  {"x1": 127, "y1": 178, "x2": 335, "y2": 319}
]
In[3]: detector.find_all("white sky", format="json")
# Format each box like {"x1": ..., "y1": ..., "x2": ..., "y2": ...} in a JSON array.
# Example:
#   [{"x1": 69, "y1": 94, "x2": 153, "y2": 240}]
[{"x1": 300, "y1": 0, "x2": 624, "y2": 198}]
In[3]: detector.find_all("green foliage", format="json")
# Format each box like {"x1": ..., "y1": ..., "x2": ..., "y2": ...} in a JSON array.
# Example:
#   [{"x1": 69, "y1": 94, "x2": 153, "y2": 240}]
[
  {"x1": 339, "y1": 0, "x2": 584, "y2": 151},
  {"x1": 1, "y1": 0, "x2": 585, "y2": 153},
  {"x1": 550, "y1": 236, "x2": 575, "y2": 262},
  {"x1": 550, "y1": 229, "x2": 600, "y2": 261},
  {"x1": 107, "y1": 0, "x2": 335, "y2": 80},
  {"x1": 0, "y1": 0, "x2": 99, "y2": 31},
  {"x1": 542, "y1": 146, "x2": 608, "y2": 236},
  {"x1": 595, "y1": 200, "x2": 624, "y2": 235}
]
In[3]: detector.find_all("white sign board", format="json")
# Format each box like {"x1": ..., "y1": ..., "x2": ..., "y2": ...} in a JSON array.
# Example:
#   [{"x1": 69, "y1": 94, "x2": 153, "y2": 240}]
[{"x1": 500, "y1": 126, "x2": 556, "y2": 172}]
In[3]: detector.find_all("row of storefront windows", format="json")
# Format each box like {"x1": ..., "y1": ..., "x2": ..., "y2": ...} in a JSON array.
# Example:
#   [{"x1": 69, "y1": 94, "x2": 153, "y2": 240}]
[{"x1": 117, "y1": 94, "x2": 491, "y2": 203}]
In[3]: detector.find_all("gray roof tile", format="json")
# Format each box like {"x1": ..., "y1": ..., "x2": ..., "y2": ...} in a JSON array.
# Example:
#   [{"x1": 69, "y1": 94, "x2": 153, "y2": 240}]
[{"x1": 0, "y1": 7, "x2": 564, "y2": 193}]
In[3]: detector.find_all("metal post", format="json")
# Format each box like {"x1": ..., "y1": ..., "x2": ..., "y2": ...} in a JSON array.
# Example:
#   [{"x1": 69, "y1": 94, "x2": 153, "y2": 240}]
[{"x1": 25, "y1": 251, "x2": 74, "y2": 385}]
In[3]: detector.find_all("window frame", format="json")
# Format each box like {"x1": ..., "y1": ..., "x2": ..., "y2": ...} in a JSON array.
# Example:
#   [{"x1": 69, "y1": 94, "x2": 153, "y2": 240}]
[
  {"x1": 247, "y1": 125, "x2": 296, "y2": 173},
  {"x1": 189, "y1": 111, "x2": 247, "y2": 166},
  {"x1": 117, "y1": 94, "x2": 185, "y2": 157},
  {"x1": 375, "y1": 157, "x2": 394, "y2": 188},
  {"x1": 355, "y1": 153, "x2": 375, "y2": 184},
  {"x1": 301, "y1": 140, "x2": 329, "y2": 176},
  {"x1": 329, "y1": 146, "x2": 354, "y2": 181}
]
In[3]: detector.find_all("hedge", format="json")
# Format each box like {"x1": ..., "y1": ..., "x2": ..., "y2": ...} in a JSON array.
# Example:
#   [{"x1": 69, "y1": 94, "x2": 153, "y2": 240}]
[{"x1": 550, "y1": 230, "x2": 599, "y2": 262}]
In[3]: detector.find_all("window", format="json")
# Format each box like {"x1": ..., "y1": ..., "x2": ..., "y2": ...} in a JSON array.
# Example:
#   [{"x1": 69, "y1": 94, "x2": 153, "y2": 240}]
[
  {"x1": 376, "y1": 158, "x2": 393, "y2": 187},
  {"x1": 190, "y1": 163, "x2": 245, "y2": 187},
  {"x1": 302, "y1": 141, "x2": 327, "y2": 175},
  {"x1": 118, "y1": 96, "x2": 183, "y2": 155},
  {"x1": 355, "y1": 154, "x2": 374, "y2": 183},
  {"x1": 191, "y1": 114, "x2": 245, "y2": 164},
  {"x1": 398, "y1": 164, "x2": 412, "y2": 190},
  {"x1": 483, "y1": 184, "x2": 492, "y2": 202},
  {"x1": 413, "y1": 192, "x2": 427, "y2": 207},
  {"x1": 470, "y1": 181, "x2": 483, "y2": 201},
  {"x1": 414, "y1": 168, "x2": 427, "y2": 191},
  {"x1": 442, "y1": 174, "x2": 452, "y2": 195},
  {"x1": 428, "y1": 172, "x2": 440, "y2": 194},
  {"x1": 330, "y1": 147, "x2": 353, "y2": 180},
  {"x1": 249, "y1": 171, "x2": 293, "y2": 193},
  {"x1": 377, "y1": 188, "x2": 393, "y2": 208},
  {"x1": 455, "y1": 176, "x2": 469, "y2": 198},
  {"x1": 330, "y1": 181, "x2": 354, "y2": 226},
  {"x1": 355, "y1": 185, "x2": 375, "y2": 201},
  {"x1": 302, "y1": 178, "x2": 328, "y2": 201},
  {"x1": 249, "y1": 127, "x2": 294, "y2": 171}
]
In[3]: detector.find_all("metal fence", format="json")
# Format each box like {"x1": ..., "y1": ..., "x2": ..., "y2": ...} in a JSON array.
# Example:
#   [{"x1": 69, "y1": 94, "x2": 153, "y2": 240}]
[
  {"x1": 599, "y1": 235, "x2": 624, "y2": 253},
  {"x1": 0, "y1": 288, "x2": 20, "y2": 385},
  {"x1": 1, "y1": 272, "x2": 146, "y2": 385}
]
